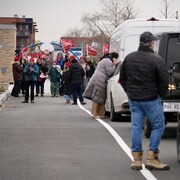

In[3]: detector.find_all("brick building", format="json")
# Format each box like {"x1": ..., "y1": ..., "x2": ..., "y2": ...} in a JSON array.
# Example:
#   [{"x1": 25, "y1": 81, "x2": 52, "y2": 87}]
[
  {"x1": 0, "y1": 24, "x2": 16, "y2": 88},
  {"x1": 0, "y1": 16, "x2": 38, "y2": 50}
]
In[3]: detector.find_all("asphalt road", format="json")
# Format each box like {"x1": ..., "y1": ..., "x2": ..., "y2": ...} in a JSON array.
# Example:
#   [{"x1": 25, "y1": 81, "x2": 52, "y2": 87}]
[{"x1": 0, "y1": 83, "x2": 179, "y2": 180}]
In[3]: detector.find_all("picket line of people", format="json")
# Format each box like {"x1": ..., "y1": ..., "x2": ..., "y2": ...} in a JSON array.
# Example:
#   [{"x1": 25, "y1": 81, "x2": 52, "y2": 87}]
[{"x1": 11, "y1": 53, "x2": 95, "y2": 105}]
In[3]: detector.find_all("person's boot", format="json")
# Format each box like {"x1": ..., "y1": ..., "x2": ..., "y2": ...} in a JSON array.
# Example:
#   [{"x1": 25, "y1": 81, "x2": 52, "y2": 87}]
[
  {"x1": 131, "y1": 151, "x2": 143, "y2": 170},
  {"x1": 145, "y1": 150, "x2": 170, "y2": 170},
  {"x1": 22, "y1": 100, "x2": 28, "y2": 103}
]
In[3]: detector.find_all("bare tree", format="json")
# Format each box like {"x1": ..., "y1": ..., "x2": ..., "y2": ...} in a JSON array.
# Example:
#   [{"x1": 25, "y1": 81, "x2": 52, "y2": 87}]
[
  {"x1": 121, "y1": 1, "x2": 139, "y2": 20},
  {"x1": 64, "y1": 27, "x2": 84, "y2": 37},
  {"x1": 81, "y1": 13, "x2": 110, "y2": 43},
  {"x1": 63, "y1": 0, "x2": 138, "y2": 47},
  {"x1": 81, "y1": 0, "x2": 138, "y2": 42},
  {"x1": 100, "y1": 0, "x2": 138, "y2": 27},
  {"x1": 159, "y1": 0, "x2": 175, "y2": 18}
]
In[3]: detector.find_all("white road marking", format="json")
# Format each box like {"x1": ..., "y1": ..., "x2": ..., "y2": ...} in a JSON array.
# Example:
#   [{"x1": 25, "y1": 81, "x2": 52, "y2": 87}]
[{"x1": 77, "y1": 100, "x2": 157, "y2": 180}]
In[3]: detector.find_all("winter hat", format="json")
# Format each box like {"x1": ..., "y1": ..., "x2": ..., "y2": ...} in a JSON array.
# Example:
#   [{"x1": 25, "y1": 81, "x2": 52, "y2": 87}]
[
  {"x1": 65, "y1": 61, "x2": 71, "y2": 68},
  {"x1": 140, "y1": 31, "x2": 157, "y2": 46},
  {"x1": 69, "y1": 55, "x2": 76, "y2": 61},
  {"x1": 30, "y1": 57, "x2": 34, "y2": 63},
  {"x1": 53, "y1": 60, "x2": 58, "y2": 64},
  {"x1": 57, "y1": 55, "x2": 62, "y2": 59},
  {"x1": 37, "y1": 57, "x2": 42, "y2": 62},
  {"x1": 80, "y1": 55, "x2": 84, "y2": 59},
  {"x1": 14, "y1": 56, "x2": 19, "y2": 61}
]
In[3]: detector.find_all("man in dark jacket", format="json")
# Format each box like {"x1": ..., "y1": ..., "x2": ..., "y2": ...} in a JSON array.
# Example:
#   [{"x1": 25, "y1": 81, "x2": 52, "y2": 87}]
[
  {"x1": 119, "y1": 32, "x2": 169, "y2": 170},
  {"x1": 69, "y1": 57, "x2": 86, "y2": 105},
  {"x1": 11, "y1": 56, "x2": 23, "y2": 97}
]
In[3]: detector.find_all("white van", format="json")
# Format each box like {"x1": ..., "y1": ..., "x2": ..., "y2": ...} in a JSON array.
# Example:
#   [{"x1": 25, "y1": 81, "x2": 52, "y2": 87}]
[
  {"x1": 110, "y1": 17, "x2": 180, "y2": 61},
  {"x1": 106, "y1": 18, "x2": 180, "y2": 121}
]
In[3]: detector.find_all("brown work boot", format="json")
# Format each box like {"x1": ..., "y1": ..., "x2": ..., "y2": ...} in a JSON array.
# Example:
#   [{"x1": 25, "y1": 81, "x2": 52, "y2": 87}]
[
  {"x1": 145, "y1": 150, "x2": 170, "y2": 170},
  {"x1": 131, "y1": 151, "x2": 143, "y2": 170}
]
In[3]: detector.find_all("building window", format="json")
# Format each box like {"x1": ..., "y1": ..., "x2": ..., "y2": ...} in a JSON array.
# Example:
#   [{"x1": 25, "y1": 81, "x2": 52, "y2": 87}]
[
  {"x1": 25, "y1": 25, "x2": 29, "y2": 31},
  {"x1": 27, "y1": 38, "x2": 30, "y2": 45},
  {"x1": 19, "y1": 25, "x2": 23, "y2": 31},
  {"x1": 20, "y1": 39, "x2": 24, "y2": 46}
]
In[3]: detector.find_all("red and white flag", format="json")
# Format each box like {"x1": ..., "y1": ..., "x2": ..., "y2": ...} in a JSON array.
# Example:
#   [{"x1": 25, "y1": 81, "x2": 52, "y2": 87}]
[
  {"x1": 21, "y1": 46, "x2": 28, "y2": 60},
  {"x1": 86, "y1": 45, "x2": 98, "y2": 56},
  {"x1": 103, "y1": 43, "x2": 109, "y2": 55},
  {"x1": 61, "y1": 39, "x2": 72, "y2": 54},
  {"x1": 39, "y1": 50, "x2": 47, "y2": 59}
]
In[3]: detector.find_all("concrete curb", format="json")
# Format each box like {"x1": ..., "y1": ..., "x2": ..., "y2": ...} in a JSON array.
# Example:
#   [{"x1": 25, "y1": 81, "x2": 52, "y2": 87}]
[{"x1": 0, "y1": 90, "x2": 9, "y2": 106}]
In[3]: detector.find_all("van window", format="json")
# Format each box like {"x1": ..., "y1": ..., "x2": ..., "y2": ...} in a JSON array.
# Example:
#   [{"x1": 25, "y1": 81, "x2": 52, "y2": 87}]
[
  {"x1": 153, "y1": 39, "x2": 160, "y2": 54},
  {"x1": 166, "y1": 37, "x2": 180, "y2": 67}
]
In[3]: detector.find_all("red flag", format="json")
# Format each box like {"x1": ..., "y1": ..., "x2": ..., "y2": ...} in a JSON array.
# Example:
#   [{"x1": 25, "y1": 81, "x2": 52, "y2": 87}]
[
  {"x1": 20, "y1": 46, "x2": 28, "y2": 60},
  {"x1": 39, "y1": 50, "x2": 47, "y2": 59},
  {"x1": 103, "y1": 43, "x2": 109, "y2": 55},
  {"x1": 61, "y1": 39, "x2": 72, "y2": 54},
  {"x1": 86, "y1": 45, "x2": 98, "y2": 56}
]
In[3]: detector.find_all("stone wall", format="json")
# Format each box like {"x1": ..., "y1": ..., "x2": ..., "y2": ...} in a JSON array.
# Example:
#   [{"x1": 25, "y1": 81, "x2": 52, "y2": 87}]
[{"x1": 0, "y1": 24, "x2": 16, "y2": 89}]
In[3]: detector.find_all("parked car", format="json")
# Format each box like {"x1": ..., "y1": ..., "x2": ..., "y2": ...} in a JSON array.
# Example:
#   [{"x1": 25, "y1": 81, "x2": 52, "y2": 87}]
[{"x1": 105, "y1": 62, "x2": 129, "y2": 121}]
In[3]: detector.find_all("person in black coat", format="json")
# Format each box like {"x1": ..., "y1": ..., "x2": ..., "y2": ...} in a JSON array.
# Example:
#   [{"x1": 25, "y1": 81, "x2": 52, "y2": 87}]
[
  {"x1": 69, "y1": 57, "x2": 86, "y2": 105},
  {"x1": 11, "y1": 56, "x2": 23, "y2": 97},
  {"x1": 85, "y1": 56, "x2": 95, "y2": 81},
  {"x1": 62, "y1": 62, "x2": 72, "y2": 103},
  {"x1": 119, "y1": 31, "x2": 169, "y2": 170}
]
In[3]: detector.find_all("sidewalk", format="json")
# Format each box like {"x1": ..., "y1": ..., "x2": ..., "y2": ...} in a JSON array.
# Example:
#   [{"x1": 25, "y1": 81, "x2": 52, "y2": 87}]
[
  {"x1": 0, "y1": 79, "x2": 51, "y2": 106},
  {"x1": 0, "y1": 90, "x2": 9, "y2": 106}
]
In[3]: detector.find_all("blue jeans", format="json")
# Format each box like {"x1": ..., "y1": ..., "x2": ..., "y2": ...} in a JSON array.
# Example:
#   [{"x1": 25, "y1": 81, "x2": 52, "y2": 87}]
[
  {"x1": 129, "y1": 97, "x2": 165, "y2": 152},
  {"x1": 64, "y1": 94, "x2": 73, "y2": 101}
]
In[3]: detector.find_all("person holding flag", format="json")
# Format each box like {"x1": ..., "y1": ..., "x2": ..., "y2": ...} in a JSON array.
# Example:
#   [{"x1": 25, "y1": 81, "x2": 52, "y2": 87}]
[{"x1": 61, "y1": 39, "x2": 72, "y2": 54}]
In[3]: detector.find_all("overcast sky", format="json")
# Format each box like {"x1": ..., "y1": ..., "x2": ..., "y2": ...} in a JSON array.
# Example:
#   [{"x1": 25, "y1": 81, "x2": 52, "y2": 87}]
[{"x1": 0, "y1": 0, "x2": 180, "y2": 42}]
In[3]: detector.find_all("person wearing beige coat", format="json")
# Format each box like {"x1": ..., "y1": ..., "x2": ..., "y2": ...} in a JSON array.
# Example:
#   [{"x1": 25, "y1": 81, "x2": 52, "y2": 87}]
[{"x1": 83, "y1": 52, "x2": 120, "y2": 118}]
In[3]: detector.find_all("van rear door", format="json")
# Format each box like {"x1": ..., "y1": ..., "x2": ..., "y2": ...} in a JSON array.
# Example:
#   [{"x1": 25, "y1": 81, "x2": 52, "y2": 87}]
[{"x1": 166, "y1": 33, "x2": 180, "y2": 100}]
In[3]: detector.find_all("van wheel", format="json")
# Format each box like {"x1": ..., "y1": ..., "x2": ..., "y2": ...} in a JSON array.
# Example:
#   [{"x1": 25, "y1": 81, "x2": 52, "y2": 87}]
[
  {"x1": 144, "y1": 118, "x2": 151, "y2": 138},
  {"x1": 110, "y1": 95, "x2": 119, "y2": 121}
]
